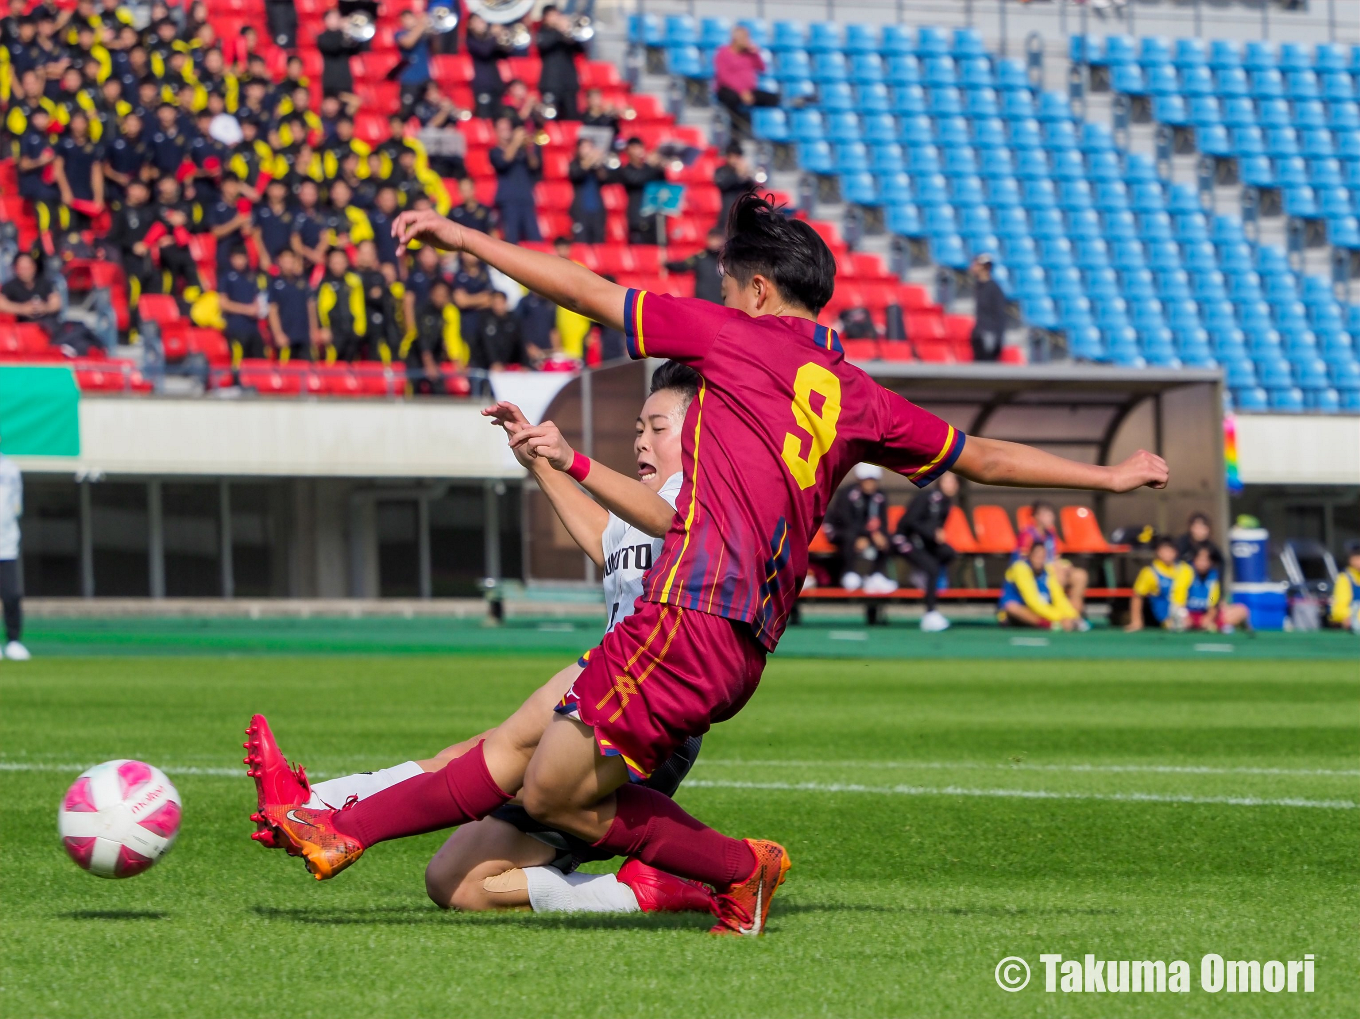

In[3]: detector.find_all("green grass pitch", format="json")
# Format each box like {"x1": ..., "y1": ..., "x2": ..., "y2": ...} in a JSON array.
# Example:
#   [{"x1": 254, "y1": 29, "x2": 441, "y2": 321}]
[{"x1": 1, "y1": 633, "x2": 1356, "y2": 1017}]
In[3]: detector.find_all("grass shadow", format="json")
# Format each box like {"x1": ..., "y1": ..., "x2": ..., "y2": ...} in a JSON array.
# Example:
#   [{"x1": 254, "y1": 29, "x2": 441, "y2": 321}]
[
  {"x1": 252, "y1": 904, "x2": 704, "y2": 932},
  {"x1": 777, "y1": 902, "x2": 1119, "y2": 918},
  {"x1": 66, "y1": 909, "x2": 168, "y2": 921}
]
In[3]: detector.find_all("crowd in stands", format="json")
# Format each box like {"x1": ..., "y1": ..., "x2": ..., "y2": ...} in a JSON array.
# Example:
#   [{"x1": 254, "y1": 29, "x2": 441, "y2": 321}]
[
  {"x1": 4, "y1": 0, "x2": 913, "y2": 392},
  {"x1": 816, "y1": 478, "x2": 1251, "y2": 635}
]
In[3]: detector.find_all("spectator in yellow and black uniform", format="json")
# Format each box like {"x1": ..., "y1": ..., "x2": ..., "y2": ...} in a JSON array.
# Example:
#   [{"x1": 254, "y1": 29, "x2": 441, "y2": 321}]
[
  {"x1": 273, "y1": 85, "x2": 323, "y2": 148},
  {"x1": 146, "y1": 17, "x2": 186, "y2": 81},
  {"x1": 0, "y1": 251, "x2": 60, "y2": 336},
  {"x1": 406, "y1": 275, "x2": 455, "y2": 394},
  {"x1": 187, "y1": 108, "x2": 228, "y2": 200},
  {"x1": 448, "y1": 176, "x2": 492, "y2": 235},
  {"x1": 368, "y1": 185, "x2": 402, "y2": 269},
  {"x1": 265, "y1": 248, "x2": 316, "y2": 362},
  {"x1": 148, "y1": 101, "x2": 189, "y2": 177},
  {"x1": 3, "y1": 12, "x2": 41, "y2": 84},
  {"x1": 319, "y1": 116, "x2": 371, "y2": 180},
  {"x1": 51, "y1": 65, "x2": 100, "y2": 136},
  {"x1": 226, "y1": 115, "x2": 273, "y2": 199},
  {"x1": 280, "y1": 140, "x2": 329, "y2": 196},
  {"x1": 52, "y1": 110, "x2": 105, "y2": 230},
  {"x1": 143, "y1": 179, "x2": 204, "y2": 297},
  {"x1": 5, "y1": 68, "x2": 57, "y2": 140},
  {"x1": 315, "y1": 247, "x2": 368, "y2": 363},
  {"x1": 67, "y1": 20, "x2": 110, "y2": 86},
  {"x1": 290, "y1": 178, "x2": 329, "y2": 271},
  {"x1": 93, "y1": 75, "x2": 132, "y2": 136},
  {"x1": 402, "y1": 244, "x2": 447, "y2": 333},
  {"x1": 194, "y1": 46, "x2": 237, "y2": 113},
  {"x1": 205, "y1": 173, "x2": 253, "y2": 271},
  {"x1": 252, "y1": 178, "x2": 296, "y2": 271},
  {"x1": 218, "y1": 244, "x2": 265, "y2": 365},
  {"x1": 13, "y1": 105, "x2": 67, "y2": 238},
  {"x1": 469, "y1": 288, "x2": 538, "y2": 372},
  {"x1": 103, "y1": 178, "x2": 155, "y2": 302},
  {"x1": 353, "y1": 239, "x2": 399, "y2": 363},
  {"x1": 320, "y1": 178, "x2": 374, "y2": 249}
]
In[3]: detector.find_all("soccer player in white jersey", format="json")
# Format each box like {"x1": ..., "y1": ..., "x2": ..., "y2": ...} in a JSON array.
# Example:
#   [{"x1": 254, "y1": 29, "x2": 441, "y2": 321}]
[{"x1": 245, "y1": 362, "x2": 714, "y2": 915}]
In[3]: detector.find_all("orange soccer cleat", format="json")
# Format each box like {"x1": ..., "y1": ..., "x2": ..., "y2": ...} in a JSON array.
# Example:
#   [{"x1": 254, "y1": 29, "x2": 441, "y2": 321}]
[
  {"x1": 617, "y1": 858, "x2": 718, "y2": 914},
  {"x1": 709, "y1": 839, "x2": 791, "y2": 936},
  {"x1": 259, "y1": 803, "x2": 365, "y2": 880},
  {"x1": 244, "y1": 714, "x2": 311, "y2": 849}
]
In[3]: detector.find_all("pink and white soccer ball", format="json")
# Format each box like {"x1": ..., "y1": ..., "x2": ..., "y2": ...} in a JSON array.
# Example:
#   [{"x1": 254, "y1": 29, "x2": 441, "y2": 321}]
[{"x1": 57, "y1": 760, "x2": 182, "y2": 878}]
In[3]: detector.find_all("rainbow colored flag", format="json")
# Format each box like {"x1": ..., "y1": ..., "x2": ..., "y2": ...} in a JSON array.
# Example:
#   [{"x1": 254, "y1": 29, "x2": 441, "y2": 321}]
[{"x1": 1223, "y1": 414, "x2": 1242, "y2": 495}]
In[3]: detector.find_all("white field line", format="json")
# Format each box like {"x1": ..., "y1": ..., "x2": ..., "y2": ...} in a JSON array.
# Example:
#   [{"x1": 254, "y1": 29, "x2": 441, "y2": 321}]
[
  {"x1": 692, "y1": 760, "x2": 1360, "y2": 778},
  {"x1": 682, "y1": 779, "x2": 1358, "y2": 810}
]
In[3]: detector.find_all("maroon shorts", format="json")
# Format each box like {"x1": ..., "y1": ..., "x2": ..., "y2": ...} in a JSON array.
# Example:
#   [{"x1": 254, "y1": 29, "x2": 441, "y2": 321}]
[{"x1": 556, "y1": 601, "x2": 766, "y2": 780}]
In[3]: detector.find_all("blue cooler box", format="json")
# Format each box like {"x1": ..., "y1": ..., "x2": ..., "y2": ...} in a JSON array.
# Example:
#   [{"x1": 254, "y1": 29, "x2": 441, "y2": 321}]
[
  {"x1": 1228, "y1": 526, "x2": 1270, "y2": 583},
  {"x1": 1230, "y1": 582, "x2": 1288, "y2": 630}
]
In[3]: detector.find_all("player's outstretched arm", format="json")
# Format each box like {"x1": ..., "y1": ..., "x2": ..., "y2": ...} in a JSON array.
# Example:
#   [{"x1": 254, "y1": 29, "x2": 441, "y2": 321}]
[
  {"x1": 953, "y1": 436, "x2": 1168, "y2": 492},
  {"x1": 510, "y1": 421, "x2": 676, "y2": 537},
  {"x1": 392, "y1": 211, "x2": 627, "y2": 330},
  {"x1": 484, "y1": 401, "x2": 609, "y2": 567}
]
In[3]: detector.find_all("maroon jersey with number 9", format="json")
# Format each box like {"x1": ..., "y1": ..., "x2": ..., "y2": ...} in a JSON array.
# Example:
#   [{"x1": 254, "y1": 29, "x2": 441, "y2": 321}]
[{"x1": 622, "y1": 289, "x2": 966, "y2": 651}]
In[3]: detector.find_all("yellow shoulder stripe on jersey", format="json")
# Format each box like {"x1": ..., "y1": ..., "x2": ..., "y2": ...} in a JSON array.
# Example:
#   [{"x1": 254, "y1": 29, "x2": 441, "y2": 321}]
[
  {"x1": 907, "y1": 425, "x2": 957, "y2": 481},
  {"x1": 633, "y1": 289, "x2": 647, "y2": 357}
]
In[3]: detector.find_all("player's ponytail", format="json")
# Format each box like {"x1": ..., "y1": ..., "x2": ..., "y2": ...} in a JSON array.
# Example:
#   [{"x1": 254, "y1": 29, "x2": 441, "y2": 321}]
[{"x1": 720, "y1": 187, "x2": 836, "y2": 314}]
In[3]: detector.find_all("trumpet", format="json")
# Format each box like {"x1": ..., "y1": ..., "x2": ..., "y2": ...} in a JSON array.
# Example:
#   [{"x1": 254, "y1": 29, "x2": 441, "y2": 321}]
[
  {"x1": 569, "y1": 15, "x2": 594, "y2": 44},
  {"x1": 430, "y1": 6, "x2": 460, "y2": 34},
  {"x1": 338, "y1": 0, "x2": 378, "y2": 44},
  {"x1": 492, "y1": 21, "x2": 531, "y2": 50}
]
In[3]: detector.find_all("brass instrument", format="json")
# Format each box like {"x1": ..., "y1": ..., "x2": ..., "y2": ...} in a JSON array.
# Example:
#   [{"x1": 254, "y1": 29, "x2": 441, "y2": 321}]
[
  {"x1": 429, "y1": 6, "x2": 460, "y2": 34},
  {"x1": 570, "y1": 16, "x2": 594, "y2": 44},
  {"x1": 467, "y1": 0, "x2": 536, "y2": 25},
  {"x1": 339, "y1": 0, "x2": 378, "y2": 44}
]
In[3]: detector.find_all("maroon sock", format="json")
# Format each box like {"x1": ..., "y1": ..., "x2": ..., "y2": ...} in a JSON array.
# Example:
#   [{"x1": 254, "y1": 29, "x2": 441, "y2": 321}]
[
  {"x1": 332, "y1": 742, "x2": 511, "y2": 847},
  {"x1": 592, "y1": 784, "x2": 756, "y2": 889}
]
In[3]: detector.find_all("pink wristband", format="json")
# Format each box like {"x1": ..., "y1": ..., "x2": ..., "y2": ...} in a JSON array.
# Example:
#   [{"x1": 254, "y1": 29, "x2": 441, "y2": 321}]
[{"x1": 566, "y1": 451, "x2": 591, "y2": 482}]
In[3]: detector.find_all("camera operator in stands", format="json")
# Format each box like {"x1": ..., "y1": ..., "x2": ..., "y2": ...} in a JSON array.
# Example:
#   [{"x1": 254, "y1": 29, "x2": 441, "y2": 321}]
[
  {"x1": 823, "y1": 465, "x2": 898, "y2": 594},
  {"x1": 892, "y1": 473, "x2": 959, "y2": 632},
  {"x1": 664, "y1": 228, "x2": 724, "y2": 304},
  {"x1": 713, "y1": 24, "x2": 777, "y2": 141},
  {"x1": 536, "y1": 5, "x2": 583, "y2": 122},
  {"x1": 0, "y1": 252, "x2": 60, "y2": 337}
]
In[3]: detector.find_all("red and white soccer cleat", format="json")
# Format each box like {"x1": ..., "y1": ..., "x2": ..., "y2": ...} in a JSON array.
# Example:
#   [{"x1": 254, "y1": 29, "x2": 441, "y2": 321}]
[
  {"x1": 259, "y1": 803, "x2": 365, "y2": 880},
  {"x1": 244, "y1": 714, "x2": 311, "y2": 849},
  {"x1": 709, "y1": 839, "x2": 791, "y2": 936},
  {"x1": 617, "y1": 858, "x2": 718, "y2": 914}
]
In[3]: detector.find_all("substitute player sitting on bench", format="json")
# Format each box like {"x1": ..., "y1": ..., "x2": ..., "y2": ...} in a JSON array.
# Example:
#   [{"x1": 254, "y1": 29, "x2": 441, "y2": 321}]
[
  {"x1": 998, "y1": 541, "x2": 1084, "y2": 631},
  {"x1": 1126, "y1": 536, "x2": 1193, "y2": 632}
]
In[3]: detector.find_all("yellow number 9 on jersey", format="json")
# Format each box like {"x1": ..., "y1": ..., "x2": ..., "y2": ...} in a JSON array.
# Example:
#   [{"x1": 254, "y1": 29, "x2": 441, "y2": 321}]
[{"x1": 782, "y1": 362, "x2": 843, "y2": 490}]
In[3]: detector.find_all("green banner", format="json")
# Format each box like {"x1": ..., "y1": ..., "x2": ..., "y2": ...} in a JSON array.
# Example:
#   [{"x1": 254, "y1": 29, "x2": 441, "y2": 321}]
[{"x1": 0, "y1": 366, "x2": 81, "y2": 456}]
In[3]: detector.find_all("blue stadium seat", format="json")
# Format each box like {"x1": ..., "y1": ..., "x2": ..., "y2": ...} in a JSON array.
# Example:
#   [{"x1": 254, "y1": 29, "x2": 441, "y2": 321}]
[
  {"x1": 931, "y1": 234, "x2": 969, "y2": 269},
  {"x1": 1256, "y1": 98, "x2": 1290, "y2": 129},
  {"x1": 995, "y1": 58, "x2": 1031, "y2": 91},
  {"x1": 1140, "y1": 211, "x2": 1174, "y2": 241},
  {"x1": 834, "y1": 141, "x2": 870, "y2": 173},
  {"x1": 1002, "y1": 89, "x2": 1036, "y2": 120},
  {"x1": 1098, "y1": 293, "x2": 1130, "y2": 325},
  {"x1": 1237, "y1": 154, "x2": 1275, "y2": 187},
  {"x1": 1336, "y1": 131, "x2": 1360, "y2": 159},
  {"x1": 927, "y1": 86, "x2": 963, "y2": 116},
  {"x1": 916, "y1": 25, "x2": 950, "y2": 58},
  {"x1": 1174, "y1": 211, "x2": 1209, "y2": 241},
  {"x1": 751, "y1": 107, "x2": 788, "y2": 142},
  {"x1": 664, "y1": 15, "x2": 698, "y2": 47},
  {"x1": 1147, "y1": 64, "x2": 1180, "y2": 97},
  {"x1": 665, "y1": 45, "x2": 704, "y2": 78},
  {"x1": 1102, "y1": 35, "x2": 1137, "y2": 68},
  {"x1": 1003, "y1": 235, "x2": 1039, "y2": 268},
  {"x1": 790, "y1": 109, "x2": 825, "y2": 144},
  {"x1": 1319, "y1": 187, "x2": 1352, "y2": 217},
  {"x1": 1231, "y1": 126, "x2": 1265, "y2": 157},
  {"x1": 1293, "y1": 100, "x2": 1327, "y2": 130},
  {"x1": 943, "y1": 146, "x2": 979, "y2": 178},
  {"x1": 699, "y1": 17, "x2": 732, "y2": 48},
  {"x1": 1140, "y1": 36, "x2": 1173, "y2": 68},
  {"x1": 1266, "y1": 127, "x2": 1301, "y2": 159},
  {"x1": 628, "y1": 13, "x2": 664, "y2": 45},
  {"x1": 1251, "y1": 68, "x2": 1285, "y2": 100},
  {"x1": 1326, "y1": 101, "x2": 1359, "y2": 130},
  {"x1": 1216, "y1": 67, "x2": 1250, "y2": 98},
  {"x1": 1283, "y1": 185, "x2": 1320, "y2": 217},
  {"x1": 1051, "y1": 149, "x2": 1086, "y2": 181},
  {"x1": 988, "y1": 177, "x2": 1022, "y2": 208},
  {"x1": 1044, "y1": 120, "x2": 1078, "y2": 151},
  {"x1": 923, "y1": 56, "x2": 957, "y2": 88},
  {"x1": 1154, "y1": 95, "x2": 1189, "y2": 127},
  {"x1": 1030, "y1": 207, "x2": 1065, "y2": 240},
  {"x1": 881, "y1": 24, "x2": 914, "y2": 57},
  {"x1": 1103, "y1": 209, "x2": 1137, "y2": 241},
  {"x1": 1023, "y1": 178, "x2": 1057, "y2": 209},
  {"x1": 1071, "y1": 34, "x2": 1100, "y2": 65},
  {"x1": 1221, "y1": 97, "x2": 1256, "y2": 128},
  {"x1": 1322, "y1": 72, "x2": 1357, "y2": 103},
  {"x1": 1130, "y1": 182, "x2": 1166, "y2": 213},
  {"x1": 774, "y1": 50, "x2": 811, "y2": 81},
  {"x1": 1015, "y1": 148, "x2": 1050, "y2": 180},
  {"x1": 1328, "y1": 217, "x2": 1360, "y2": 249},
  {"x1": 861, "y1": 112, "x2": 896, "y2": 144},
  {"x1": 1225, "y1": 358, "x2": 1258, "y2": 388},
  {"x1": 826, "y1": 112, "x2": 863, "y2": 144},
  {"x1": 979, "y1": 150, "x2": 1016, "y2": 182},
  {"x1": 850, "y1": 53, "x2": 885, "y2": 86},
  {"x1": 914, "y1": 171, "x2": 949, "y2": 204},
  {"x1": 951, "y1": 27, "x2": 986, "y2": 59},
  {"x1": 844, "y1": 23, "x2": 879, "y2": 56},
  {"x1": 1244, "y1": 41, "x2": 1277, "y2": 72},
  {"x1": 898, "y1": 113, "x2": 933, "y2": 146},
  {"x1": 1067, "y1": 208, "x2": 1102, "y2": 240},
  {"x1": 779, "y1": 79, "x2": 816, "y2": 107},
  {"x1": 812, "y1": 51, "x2": 848, "y2": 84},
  {"x1": 1112, "y1": 63, "x2": 1147, "y2": 96},
  {"x1": 877, "y1": 171, "x2": 913, "y2": 205},
  {"x1": 887, "y1": 55, "x2": 922, "y2": 88},
  {"x1": 1189, "y1": 95, "x2": 1222, "y2": 128},
  {"x1": 935, "y1": 115, "x2": 972, "y2": 148},
  {"x1": 886, "y1": 203, "x2": 923, "y2": 237},
  {"x1": 840, "y1": 172, "x2": 879, "y2": 206},
  {"x1": 856, "y1": 83, "x2": 891, "y2": 114},
  {"x1": 959, "y1": 57, "x2": 994, "y2": 90},
  {"x1": 1123, "y1": 268, "x2": 1157, "y2": 302},
  {"x1": 1059, "y1": 179, "x2": 1094, "y2": 209},
  {"x1": 797, "y1": 140, "x2": 834, "y2": 175},
  {"x1": 959, "y1": 205, "x2": 995, "y2": 236},
  {"x1": 963, "y1": 87, "x2": 1001, "y2": 120},
  {"x1": 1174, "y1": 37, "x2": 1207, "y2": 68},
  {"x1": 1037, "y1": 91, "x2": 1074, "y2": 122},
  {"x1": 820, "y1": 82, "x2": 855, "y2": 112},
  {"x1": 1122, "y1": 152, "x2": 1158, "y2": 183},
  {"x1": 1233, "y1": 386, "x2": 1270, "y2": 410},
  {"x1": 1268, "y1": 386, "x2": 1305, "y2": 412},
  {"x1": 1208, "y1": 39, "x2": 1242, "y2": 70},
  {"x1": 1287, "y1": 70, "x2": 1321, "y2": 101},
  {"x1": 806, "y1": 21, "x2": 845, "y2": 54},
  {"x1": 1058, "y1": 295, "x2": 1094, "y2": 328},
  {"x1": 1009, "y1": 117, "x2": 1043, "y2": 150},
  {"x1": 1076, "y1": 239, "x2": 1111, "y2": 270},
  {"x1": 771, "y1": 21, "x2": 807, "y2": 52},
  {"x1": 909, "y1": 144, "x2": 942, "y2": 175},
  {"x1": 1095, "y1": 180, "x2": 1130, "y2": 211},
  {"x1": 869, "y1": 141, "x2": 904, "y2": 174},
  {"x1": 1279, "y1": 42, "x2": 1311, "y2": 73},
  {"x1": 951, "y1": 175, "x2": 987, "y2": 207},
  {"x1": 1301, "y1": 129, "x2": 1336, "y2": 159}
]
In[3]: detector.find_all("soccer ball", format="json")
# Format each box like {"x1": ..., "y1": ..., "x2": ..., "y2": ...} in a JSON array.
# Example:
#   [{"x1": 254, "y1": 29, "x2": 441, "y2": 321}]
[{"x1": 57, "y1": 760, "x2": 182, "y2": 878}]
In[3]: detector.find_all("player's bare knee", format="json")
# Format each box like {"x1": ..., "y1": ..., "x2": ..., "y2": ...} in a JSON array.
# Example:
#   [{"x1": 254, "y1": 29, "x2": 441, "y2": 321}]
[
  {"x1": 447, "y1": 876, "x2": 494, "y2": 912},
  {"x1": 424, "y1": 860, "x2": 458, "y2": 909}
]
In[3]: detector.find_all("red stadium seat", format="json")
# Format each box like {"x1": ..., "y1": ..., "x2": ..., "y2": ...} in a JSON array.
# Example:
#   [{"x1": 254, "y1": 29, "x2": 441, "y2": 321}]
[
  {"x1": 0, "y1": 323, "x2": 52, "y2": 356},
  {"x1": 906, "y1": 311, "x2": 946, "y2": 344},
  {"x1": 139, "y1": 295, "x2": 181, "y2": 324},
  {"x1": 600, "y1": 183, "x2": 628, "y2": 212},
  {"x1": 534, "y1": 180, "x2": 574, "y2": 211},
  {"x1": 1060, "y1": 506, "x2": 1131, "y2": 554},
  {"x1": 464, "y1": 148, "x2": 493, "y2": 176},
  {"x1": 878, "y1": 341, "x2": 915, "y2": 362},
  {"x1": 971, "y1": 506, "x2": 1018, "y2": 554},
  {"x1": 186, "y1": 327, "x2": 231, "y2": 365},
  {"x1": 683, "y1": 184, "x2": 721, "y2": 217},
  {"x1": 577, "y1": 60, "x2": 622, "y2": 89},
  {"x1": 506, "y1": 56, "x2": 542, "y2": 88},
  {"x1": 432, "y1": 54, "x2": 474, "y2": 84},
  {"x1": 540, "y1": 119, "x2": 581, "y2": 148},
  {"x1": 841, "y1": 339, "x2": 880, "y2": 361},
  {"x1": 896, "y1": 285, "x2": 933, "y2": 310},
  {"x1": 354, "y1": 112, "x2": 389, "y2": 145},
  {"x1": 1015, "y1": 506, "x2": 1066, "y2": 553},
  {"x1": 541, "y1": 150, "x2": 571, "y2": 179},
  {"x1": 605, "y1": 214, "x2": 629, "y2": 243},
  {"x1": 239, "y1": 360, "x2": 303, "y2": 395},
  {"x1": 943, "y1": 506, "x2": 981, "y2": 553},
  {"x1": 999, "y1": 345, "x2": 1027, "y2": 364},
  {"x1": 537, "y1": 211, "x2": 572, "y2": 239}
]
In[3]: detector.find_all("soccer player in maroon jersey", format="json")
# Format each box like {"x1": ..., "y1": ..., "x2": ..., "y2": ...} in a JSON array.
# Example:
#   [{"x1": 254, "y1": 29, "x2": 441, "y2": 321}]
[{"x1": 261, "y1": 191, "x2": 1168, "y2": 936}]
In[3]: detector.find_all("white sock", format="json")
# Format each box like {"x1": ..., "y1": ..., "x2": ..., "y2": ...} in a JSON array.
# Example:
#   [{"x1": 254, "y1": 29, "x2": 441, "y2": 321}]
[
  {"x1": 305, "y1": 761, "x2": 425, "y2": 809},
  {"x1": 524, "y1": 867, "x2": 641, "y2": 913}
]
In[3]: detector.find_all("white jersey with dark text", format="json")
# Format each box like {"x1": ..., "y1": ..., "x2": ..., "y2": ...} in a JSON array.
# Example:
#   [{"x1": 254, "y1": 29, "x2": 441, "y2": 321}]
[{"x1": 601, "y1": 472, "x2": 681, "y2": 633}]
